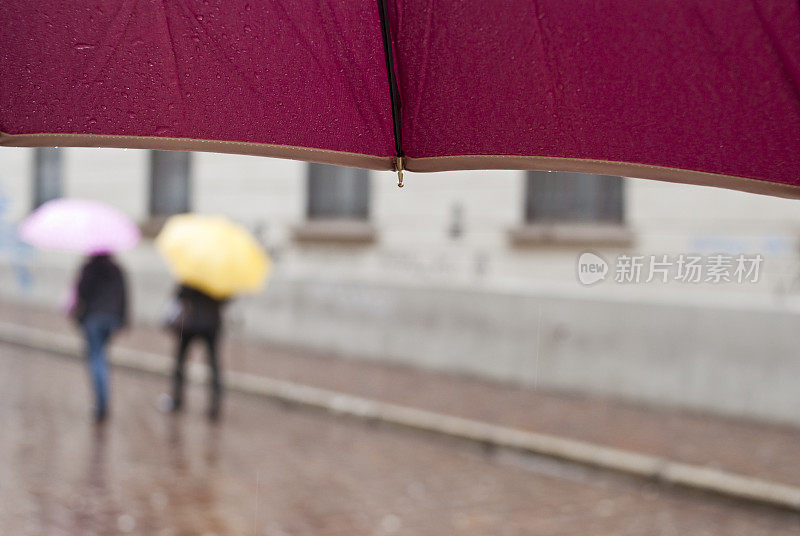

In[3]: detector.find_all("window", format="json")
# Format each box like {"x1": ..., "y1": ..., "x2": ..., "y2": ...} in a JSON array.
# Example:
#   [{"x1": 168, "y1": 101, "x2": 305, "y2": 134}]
[
  {"x1": 149, "y1": 150, "x2": 191, "y2": 216},
  {"x1": 307, "y1": 163, "x2": 369, "y2": 220},
  {"x1": 525, "y1": 171, "x2": 624, "y2": 224},
  {"x1": 32, "y1": 148, "x2": 62, "y2": 209}
]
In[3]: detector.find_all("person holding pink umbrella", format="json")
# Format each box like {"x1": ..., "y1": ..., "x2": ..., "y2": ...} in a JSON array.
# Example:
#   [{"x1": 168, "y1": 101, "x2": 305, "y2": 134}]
[
  {"x1": 19, "y1": 198, "x2": 139, "y2": 422},
  {"x1": 72, "y1": 252, "x2": 128, "y2": 422}
]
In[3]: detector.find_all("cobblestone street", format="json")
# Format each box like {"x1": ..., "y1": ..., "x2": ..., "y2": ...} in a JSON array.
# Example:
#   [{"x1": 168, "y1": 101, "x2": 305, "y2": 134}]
[{"x1": 1, "y1": 342, "x2": 799, "y2": 535}]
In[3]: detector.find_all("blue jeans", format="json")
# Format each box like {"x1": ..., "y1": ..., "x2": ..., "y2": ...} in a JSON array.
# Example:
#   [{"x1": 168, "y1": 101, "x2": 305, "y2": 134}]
[{"x1": 81, "y1": 313, "x2": 120, "y2": 415}]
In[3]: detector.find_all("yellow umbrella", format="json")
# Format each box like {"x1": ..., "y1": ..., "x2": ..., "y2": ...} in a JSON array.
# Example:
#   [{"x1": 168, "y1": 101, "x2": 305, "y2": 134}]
[{"x1": 156, "y1": 214, "x2": 271, "y2": 299}]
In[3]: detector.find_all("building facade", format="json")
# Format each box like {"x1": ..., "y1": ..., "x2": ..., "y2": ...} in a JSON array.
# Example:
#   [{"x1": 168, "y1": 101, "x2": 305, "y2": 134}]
[{"x1": 2, "y1": 147, "x2": 800, "y2": 424}]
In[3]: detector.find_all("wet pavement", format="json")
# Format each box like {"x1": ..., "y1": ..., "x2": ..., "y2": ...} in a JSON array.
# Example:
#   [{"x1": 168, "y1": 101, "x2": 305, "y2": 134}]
[
  {"x1": 2, "y1": 342, "x2": 800, "y2": 535},
  {"x1": 5, "y1": 301, "x2": 800, "y2": 490}
]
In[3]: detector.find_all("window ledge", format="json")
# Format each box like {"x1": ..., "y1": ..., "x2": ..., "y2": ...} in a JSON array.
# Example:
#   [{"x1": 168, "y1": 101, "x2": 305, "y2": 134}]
[
  {"x1": 292, "y1": 220, "x2": 376, "y2": 245},
  {"x1": 509, "y1": 222, "x2": 633, "y2": 248}
]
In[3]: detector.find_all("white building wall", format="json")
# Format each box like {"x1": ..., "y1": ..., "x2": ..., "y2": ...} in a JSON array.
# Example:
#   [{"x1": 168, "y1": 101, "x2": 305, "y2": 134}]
[
  {"x1": 626, "y1": 178, "x2": 800, "y2": 303},
  {"x1": 64, "y1": 148, "x2": 148, "y2": 221},
  {"x1": 372, "y1": 169, "x2": 523, "y2": 287},
  {"x1": 192, "y1": 152, "x2": 306, "y2": 244}
]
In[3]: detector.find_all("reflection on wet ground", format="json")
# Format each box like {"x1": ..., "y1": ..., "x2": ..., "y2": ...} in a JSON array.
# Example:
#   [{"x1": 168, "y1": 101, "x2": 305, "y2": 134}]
[{"x1": 1, "y1": 342, "x2": 799, "y2": 535}]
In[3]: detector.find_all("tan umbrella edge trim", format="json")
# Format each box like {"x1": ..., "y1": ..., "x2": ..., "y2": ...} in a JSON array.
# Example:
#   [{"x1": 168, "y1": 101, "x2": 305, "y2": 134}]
[
  {"x1": 3, "y1": 131, "x2": 798, "y2": 199},
  {"x1": 406, "y1": 155, "x2": 800, "y2": 200}
]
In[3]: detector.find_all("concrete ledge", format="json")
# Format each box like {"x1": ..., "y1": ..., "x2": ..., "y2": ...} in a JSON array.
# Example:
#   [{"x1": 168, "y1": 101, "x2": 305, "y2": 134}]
[
  {"x1": 2, "y1": 320, "x2": 799, "y2": 512},
  {"x1": 291, "y1": 220, "x2": 376, "y2": 244},
  {"x1": 508, "y1": 223, "x2": 634, "y2": 248}
]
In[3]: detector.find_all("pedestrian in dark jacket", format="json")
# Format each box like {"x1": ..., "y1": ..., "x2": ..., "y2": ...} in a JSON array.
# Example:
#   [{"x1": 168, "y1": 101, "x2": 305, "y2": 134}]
[
  {"x1": 167, "y1": 284, "x2": 226, "y2": 420},
  {"x1": 74, "y1": 253, "x2": 128, "y2": 422}
]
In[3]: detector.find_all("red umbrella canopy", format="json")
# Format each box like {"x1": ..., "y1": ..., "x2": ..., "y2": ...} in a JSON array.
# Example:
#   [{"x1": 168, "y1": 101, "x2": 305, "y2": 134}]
[{"x1": 1, "y1": 1, "x2": 798, "y2": 197}]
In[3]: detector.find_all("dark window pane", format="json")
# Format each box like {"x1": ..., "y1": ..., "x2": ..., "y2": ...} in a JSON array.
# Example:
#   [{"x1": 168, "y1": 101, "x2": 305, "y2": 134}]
[
  {"x1": 307, "y1": 163, "x2": 369, "y2": 219},
  {"x1": 525, "y1": 171, "x2": 624, "y2": 223},
  {"x1": 33, "y1": 148, "x2": 62, "y2": 209},
  {"x1": 150, "y1": 151, "x2": 191, "y2": 216}
]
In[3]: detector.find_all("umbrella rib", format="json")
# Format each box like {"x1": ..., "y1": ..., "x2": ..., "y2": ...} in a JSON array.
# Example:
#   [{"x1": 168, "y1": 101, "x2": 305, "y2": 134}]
[{"x1": 376, "y1": 0, "x2": 404, "y2": 170}]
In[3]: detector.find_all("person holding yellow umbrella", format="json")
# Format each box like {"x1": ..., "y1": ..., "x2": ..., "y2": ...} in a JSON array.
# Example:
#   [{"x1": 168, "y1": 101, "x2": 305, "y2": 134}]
[{"x1": 156, "y1": 214, "x2": 271, "y2": 420}]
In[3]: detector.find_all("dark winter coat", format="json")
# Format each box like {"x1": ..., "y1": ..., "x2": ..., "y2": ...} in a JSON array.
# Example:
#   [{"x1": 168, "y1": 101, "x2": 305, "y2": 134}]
[
  {"x1": 76, "y1": 254, "x2": 128, "y2": 324},
  {"x1": 174, "y1": 284, "x2": 225, "y2": 335}
]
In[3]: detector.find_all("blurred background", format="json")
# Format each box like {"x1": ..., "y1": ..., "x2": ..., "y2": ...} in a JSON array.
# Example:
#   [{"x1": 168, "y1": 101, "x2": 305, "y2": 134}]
[
  {"x1": 2, "y1": 146, "x2": 800, "y2": 535},
  {"x1": 4, "y1": 147, "x2": 800, "y2": 423}
]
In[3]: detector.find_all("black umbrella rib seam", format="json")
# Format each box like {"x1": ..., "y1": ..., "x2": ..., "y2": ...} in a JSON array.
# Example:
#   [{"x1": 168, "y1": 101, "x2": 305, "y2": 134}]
[{"x1": 376, "y1": 0, "x2": 403, "y2": 163}]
